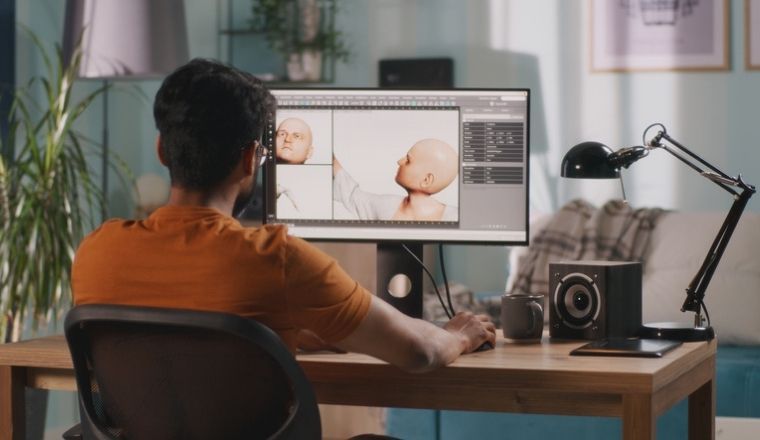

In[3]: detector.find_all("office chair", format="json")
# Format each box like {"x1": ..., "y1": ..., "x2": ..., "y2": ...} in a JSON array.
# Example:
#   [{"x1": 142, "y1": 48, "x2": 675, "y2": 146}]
[{"x1": 62, "y1": 304, "x2": 321, "y2": 440}]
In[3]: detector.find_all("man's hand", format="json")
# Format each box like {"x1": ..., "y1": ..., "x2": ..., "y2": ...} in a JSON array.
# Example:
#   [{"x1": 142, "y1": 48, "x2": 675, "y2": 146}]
[
  {"x1": 332, "y1": 155, "x2": 343, "y2": 177},
  {"x1": 443, "y1": 312, "x2": 496, "y2": 353}
]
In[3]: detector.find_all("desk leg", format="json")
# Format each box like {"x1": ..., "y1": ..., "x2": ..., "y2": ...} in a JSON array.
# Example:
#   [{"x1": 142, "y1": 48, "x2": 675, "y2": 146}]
[
  {"x1": 0, "y1": 365, "x2": 26, "y2": 440},
  {"x1": 623, "y1": 393, "x2": 655, "y2": 440},
  {"x1": 688, "y1": 376, "x2": 715, "y2": 440}
]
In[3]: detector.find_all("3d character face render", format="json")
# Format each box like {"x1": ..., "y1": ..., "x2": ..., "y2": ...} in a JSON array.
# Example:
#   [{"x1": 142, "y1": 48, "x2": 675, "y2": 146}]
[
  {"x1": 275, "y1": 117, "x2": 314, "y2": 164},
  {"x1": 395, "y1": 138, "x2": 458, "y2": 195}
]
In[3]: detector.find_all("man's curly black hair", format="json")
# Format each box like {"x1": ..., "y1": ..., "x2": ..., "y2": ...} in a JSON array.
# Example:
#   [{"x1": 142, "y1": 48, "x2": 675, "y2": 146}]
[{"x1": 154, "y1": 58, "x2": 276, "y2": 190}]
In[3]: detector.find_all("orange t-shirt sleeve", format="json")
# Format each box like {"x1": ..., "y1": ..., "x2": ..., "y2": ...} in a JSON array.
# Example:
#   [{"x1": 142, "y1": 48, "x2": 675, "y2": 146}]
[{"x1": 283, "y1": 235, "x2": 372, "y2": 343}]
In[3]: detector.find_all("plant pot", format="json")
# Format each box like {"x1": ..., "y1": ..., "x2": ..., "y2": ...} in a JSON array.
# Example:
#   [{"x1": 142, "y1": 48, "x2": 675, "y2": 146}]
[
  {"x1": 301, "y1": 50, "x2": 322, "y2": 82},
  {"x1": 286, "y1": 51, "x2": 323, "y2": 82}
]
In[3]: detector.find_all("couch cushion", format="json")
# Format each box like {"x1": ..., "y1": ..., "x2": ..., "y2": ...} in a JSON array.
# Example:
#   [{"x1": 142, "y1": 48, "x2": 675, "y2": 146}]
[{"x1": 642, "y1": 212, "x2": 760, "y2": 345}]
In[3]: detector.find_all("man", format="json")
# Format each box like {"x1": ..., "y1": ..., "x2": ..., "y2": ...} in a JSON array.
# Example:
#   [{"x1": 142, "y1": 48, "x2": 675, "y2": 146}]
[
  {"x1": 275, "y1": 117, "x2": 314, "y2": 164},
  {"x1": 334, "y1": 138, "x2": 459, "y2": 221},
  {"x1": 71, "y1": 59, "x2": 495, "y2": 373}
]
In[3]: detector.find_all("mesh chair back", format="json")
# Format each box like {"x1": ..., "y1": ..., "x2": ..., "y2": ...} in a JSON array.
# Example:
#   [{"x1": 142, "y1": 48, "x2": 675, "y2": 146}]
[{"x1": 64, "y1": 304, "x2": 321, "y2": 440}]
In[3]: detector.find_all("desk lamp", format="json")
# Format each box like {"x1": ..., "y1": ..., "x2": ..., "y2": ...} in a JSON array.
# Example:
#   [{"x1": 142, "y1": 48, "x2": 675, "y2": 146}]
[{"x1": 561, "y1": 123, "x2": 755, "y2": 342}]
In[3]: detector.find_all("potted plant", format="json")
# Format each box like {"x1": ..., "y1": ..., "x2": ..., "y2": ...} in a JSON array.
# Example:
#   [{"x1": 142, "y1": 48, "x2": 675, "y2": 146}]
[
  {"x1": 0, "y1": 31, "x2": 125, "y2": 344},
  {"x1": 250, "y1": 0, "x2": 351, "y2": 81}
]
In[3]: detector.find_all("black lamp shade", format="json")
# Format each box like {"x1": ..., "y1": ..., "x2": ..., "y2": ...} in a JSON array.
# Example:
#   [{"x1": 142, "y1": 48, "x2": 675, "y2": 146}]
[{"x1": 561, "y1": 141, "x2": 620, "y2": 179}]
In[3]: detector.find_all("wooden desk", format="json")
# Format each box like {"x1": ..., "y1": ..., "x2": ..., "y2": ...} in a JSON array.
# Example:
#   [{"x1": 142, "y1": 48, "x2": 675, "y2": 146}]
[{"x1": 0, "y1": 335, "x2": 716, "y2": 440}]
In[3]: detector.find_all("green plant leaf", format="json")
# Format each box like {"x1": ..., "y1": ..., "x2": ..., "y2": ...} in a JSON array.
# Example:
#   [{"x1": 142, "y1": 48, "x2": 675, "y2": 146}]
[{"x1": 1, "y1": 28, "x2": 129, "y2": 343}]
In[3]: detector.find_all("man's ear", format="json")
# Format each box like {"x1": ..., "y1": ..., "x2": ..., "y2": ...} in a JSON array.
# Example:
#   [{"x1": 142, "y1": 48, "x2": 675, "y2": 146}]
[
  {"x1": 306, "y1": 144, "x2": 314, "y2": 160},
  {"x1": 241, "y1": 145, "x2": 255, "y2": 176},
  {"x1": 421, "y1": 172, "x2": 435, "y2": 190},
  {"x1": 156, "y1": 135, "x2": 168, "y2": 166}
]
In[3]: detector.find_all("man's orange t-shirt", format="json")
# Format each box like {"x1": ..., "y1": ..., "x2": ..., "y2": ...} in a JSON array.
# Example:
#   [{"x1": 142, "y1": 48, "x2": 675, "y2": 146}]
[{"x1": 71, "y1": 205, "x2": 372, "y2": 351}]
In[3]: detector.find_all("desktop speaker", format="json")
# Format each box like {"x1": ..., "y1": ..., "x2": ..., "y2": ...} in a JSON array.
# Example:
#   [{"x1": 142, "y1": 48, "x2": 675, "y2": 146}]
[{"x1": 549, "y1": 261, "x2": 641, "y2": 340}]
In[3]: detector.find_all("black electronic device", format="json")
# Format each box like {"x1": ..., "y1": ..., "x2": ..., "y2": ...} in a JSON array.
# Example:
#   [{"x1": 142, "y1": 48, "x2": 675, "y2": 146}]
[
  {"x1": 379, "y1": 57, "x2": 454, "y2": 89},
  {"x1": 549, "y1": 261, "x2": 642, "y2": 340},
  {"x1": 473, "y1": 341, "x2": 494, "y2": 352},
  {"x1": 261, "y1": 88, "x2": 530, "y2": 317},
  {"x1": 570, "y1": 338, "x2": 682, "y2": 358}
]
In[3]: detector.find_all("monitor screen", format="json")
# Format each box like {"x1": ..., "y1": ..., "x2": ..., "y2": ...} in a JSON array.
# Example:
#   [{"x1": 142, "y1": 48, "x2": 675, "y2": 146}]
[{"x1": 262, "y1": 88, "x2": 529, "y2": 245}]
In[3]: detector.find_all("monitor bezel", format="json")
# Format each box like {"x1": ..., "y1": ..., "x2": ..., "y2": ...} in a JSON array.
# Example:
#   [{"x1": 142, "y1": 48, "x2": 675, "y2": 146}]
[{"x1": 261, "y1": 87, "x2": 530, "y2": 246}]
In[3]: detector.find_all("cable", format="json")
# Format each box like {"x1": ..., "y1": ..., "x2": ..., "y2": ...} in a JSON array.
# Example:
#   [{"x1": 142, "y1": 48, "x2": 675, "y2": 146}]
[
  {"x1": 401, "y1": 244, "x2": 452, "y2": 320},
  {"x1": 438, "y1": 244, "x2": 455, "y2": 316},
  {"x1": 700, "y1": 300, "x2": 712, "y2": 328}
]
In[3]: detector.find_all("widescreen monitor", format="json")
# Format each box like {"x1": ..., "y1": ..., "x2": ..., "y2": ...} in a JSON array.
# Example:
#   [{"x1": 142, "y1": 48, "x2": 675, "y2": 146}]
[{"x1": 262, "y1": 88, "x2": 530, "y2": 246}]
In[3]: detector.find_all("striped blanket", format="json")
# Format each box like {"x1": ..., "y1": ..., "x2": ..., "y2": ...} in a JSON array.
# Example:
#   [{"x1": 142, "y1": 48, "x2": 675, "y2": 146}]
[{"x1": 508, "y1": 198, "x2": 665, "y2": 297}]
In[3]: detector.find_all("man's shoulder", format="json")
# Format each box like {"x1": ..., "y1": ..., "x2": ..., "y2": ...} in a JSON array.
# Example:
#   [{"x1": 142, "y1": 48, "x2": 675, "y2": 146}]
[
  {"x1": 79, "y1": 218, "x2": 137, "y2": 245},
  {"x1": 79, "y1": 218, "x2": 290, "y2": 251},
  {"x1": 237, "y1": 223, "x2": 290, "y2": 243}
]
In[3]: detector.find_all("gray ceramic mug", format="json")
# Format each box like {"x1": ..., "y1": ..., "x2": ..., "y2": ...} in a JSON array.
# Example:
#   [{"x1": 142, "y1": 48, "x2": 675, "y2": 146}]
[{"x1": 501, "y1": 293, "x2": 544, "y2": 343}]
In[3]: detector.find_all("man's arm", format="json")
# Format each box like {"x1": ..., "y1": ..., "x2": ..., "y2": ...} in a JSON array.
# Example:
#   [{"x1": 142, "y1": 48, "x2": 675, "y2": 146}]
[
  {"x1": 332, "y1": 159, "x2": 401, "y2": 220},
  {"x1": 333, "y1": 296, "x2": 496, "y2": 373}
]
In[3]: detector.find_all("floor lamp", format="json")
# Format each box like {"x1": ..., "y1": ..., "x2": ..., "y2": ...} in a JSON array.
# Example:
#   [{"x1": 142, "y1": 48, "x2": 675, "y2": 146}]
[{"x1": 62, "y1": 0, "x2": 189, "y2": 219}]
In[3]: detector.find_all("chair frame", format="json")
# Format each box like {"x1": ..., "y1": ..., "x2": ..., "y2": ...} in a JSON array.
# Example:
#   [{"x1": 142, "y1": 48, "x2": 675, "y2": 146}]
[{"x1": 64, "y1": 304, "x2": 321, "y2": 440}]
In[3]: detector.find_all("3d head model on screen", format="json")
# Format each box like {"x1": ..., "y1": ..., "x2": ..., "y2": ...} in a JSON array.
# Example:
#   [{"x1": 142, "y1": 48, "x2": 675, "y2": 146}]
[
  {"x1": 395, "y1": 138, "x2": 458, "y2": 197},
  {"x1": 275, "y1": 117, "x2": 314, "y2": 164},
  {"x1": 333, "y1": 138, "x2": 459, "y2": 222}
]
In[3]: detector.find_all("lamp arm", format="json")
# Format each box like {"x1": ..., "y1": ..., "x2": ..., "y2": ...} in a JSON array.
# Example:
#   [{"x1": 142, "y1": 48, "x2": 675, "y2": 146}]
[
  {"x1": 680, "y1": 185, "x2": 754, "y2": 315},
  {"x1": 641, "y1": 128, "x2": 756, "y2": 319},
  {"x1": 649, "y1": 130, "x2": 757, "y2": 317},
  {"x1": 655, "y1": 131, "x2": 743, "y2": 196}
]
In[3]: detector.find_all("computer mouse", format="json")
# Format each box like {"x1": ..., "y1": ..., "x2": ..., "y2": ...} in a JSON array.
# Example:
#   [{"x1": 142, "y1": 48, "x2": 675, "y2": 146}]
[{"x1": 474, "y1": 341, "x2": 494, "y2": 352}]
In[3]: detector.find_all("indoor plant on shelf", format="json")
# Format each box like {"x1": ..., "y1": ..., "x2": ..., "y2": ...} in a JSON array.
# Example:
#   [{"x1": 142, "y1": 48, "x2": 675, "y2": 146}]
[
  {"x1": 0, "y1": 31, "x2": 125, "y2": 344},
  {"x1": 250, "y1": 0, "x2": 351, "y2": 81}
]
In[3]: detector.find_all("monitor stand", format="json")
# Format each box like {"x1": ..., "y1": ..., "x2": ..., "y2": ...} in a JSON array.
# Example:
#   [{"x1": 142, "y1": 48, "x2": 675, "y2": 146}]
[{"x1": 376, "y1": 243, "x2": 424, "y2": 318}]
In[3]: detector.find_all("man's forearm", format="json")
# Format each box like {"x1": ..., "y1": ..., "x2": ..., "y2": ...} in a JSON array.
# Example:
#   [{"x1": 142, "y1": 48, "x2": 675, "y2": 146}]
[
  {"x1": 333, "y1": 296, "x2": 493, "y2": 374},
  {"x1": 408, "y1": 318, "x2": 468, "y2": 373}
]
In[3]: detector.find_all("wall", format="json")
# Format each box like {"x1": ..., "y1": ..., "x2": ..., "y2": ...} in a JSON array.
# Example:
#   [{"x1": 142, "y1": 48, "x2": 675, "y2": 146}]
[{"x1": 0, "y1": 0, "x2": 13, "y2": 141}]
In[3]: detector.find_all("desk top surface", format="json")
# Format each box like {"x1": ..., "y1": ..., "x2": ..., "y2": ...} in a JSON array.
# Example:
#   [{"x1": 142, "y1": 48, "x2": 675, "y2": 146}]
[{"x1": 0, "y1": 334, "x2": 716, "y2": 394}]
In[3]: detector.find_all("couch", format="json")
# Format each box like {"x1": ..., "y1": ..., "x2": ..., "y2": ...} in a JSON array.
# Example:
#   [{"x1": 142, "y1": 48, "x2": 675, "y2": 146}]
[{"x1": 387, "y1": 210, "x2": 760, "y2": 439}]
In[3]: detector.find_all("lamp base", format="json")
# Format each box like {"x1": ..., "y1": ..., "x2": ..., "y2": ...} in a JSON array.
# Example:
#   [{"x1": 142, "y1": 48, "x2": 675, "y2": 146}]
[{"x1": 638, "y1": 322, "x2": 715, "y2": 342}]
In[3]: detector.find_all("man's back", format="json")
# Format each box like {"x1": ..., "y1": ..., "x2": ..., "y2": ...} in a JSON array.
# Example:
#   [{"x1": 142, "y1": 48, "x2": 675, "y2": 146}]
[{"x1": 72, "y1": 205, "x2": 371, "y2": 350}]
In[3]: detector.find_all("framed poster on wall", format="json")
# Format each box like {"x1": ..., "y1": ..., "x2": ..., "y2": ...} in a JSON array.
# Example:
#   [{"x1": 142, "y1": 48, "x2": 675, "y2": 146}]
[
  {"x1": 747, "y1": 0, "x2": 760, "y2": 69},
  {"x1": 591, "y1": 0, "x2": 729, "y2": 72}
]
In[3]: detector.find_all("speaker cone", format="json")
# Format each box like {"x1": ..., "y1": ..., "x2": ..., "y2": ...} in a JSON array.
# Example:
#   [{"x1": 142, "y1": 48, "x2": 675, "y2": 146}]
[{"x1": 553, "y1": 272, "x2": 601, "y2": 329}]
